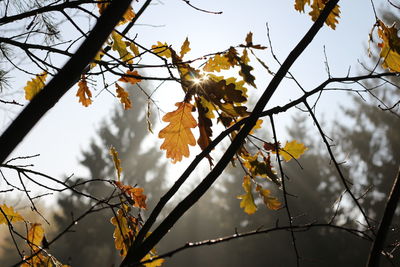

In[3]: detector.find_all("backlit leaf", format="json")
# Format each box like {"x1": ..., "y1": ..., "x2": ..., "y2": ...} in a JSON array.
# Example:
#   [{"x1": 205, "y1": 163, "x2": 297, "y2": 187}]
[
  {"x1": 256, "y1": 185, "x2": 281, "y2": 210},
  {"x1": 241, "y1": 153, "x2": 281, "y2": 186},
  {"x1": 203, "y1": 54, "x2": 232, "y2": 72},
  {"x1": 110, "y1": 145, "x2": 122, "y2": 180},
  {"x1": 152, "y1": 42, "x2": 171, "y2": 58},
  {"x1": 0, "y1": 204, "x2": 24, "y2": 225},
  {"x1": 116, "y1": 83, "x2": 132, "y2": 110},
  {"x1": 237, "y1": 175, "x2": 257, "y2": 215},
  {"x1": 98, "y1": 3, "x2": 135, "y2": 25},
  {"x1": 294, "y1": 0, "x2": 340, "y2": 30},
  {"x1": 110, "y1": 207, "x2": 137, "y2": 257},
  {"x1": 196, "y1": 98, "x2": 213, "y2": 165},
  {"x1": 90, "y1": 49, "x2": 105, "y2": 69},
  {"x1": 276, "y1": 140, "x2": 308, "y2": 162},
  {"x1": 111, "y1": 31, "x2": 133, "y2": 63},
  {"x1": 142, "y1": 251, "x2": 165, "y2": 267},
  {"x1": 76, "y1": 77, "x2": 92, "y2": 107},
  {"x1": 180, "y1": 37, "x2": 191, "y2": 58},
  {"x1": 159, "y1": 102, "x2": 197, "y2": 163},
  {"x1": 115, "y1": 181, "x2": 147, "y2": 209},
  {"x1": 118, "y1": 70, "x2": 142, "y2": 85},
  {"x1": 27, "y1": 223, "x2": 44, "y2": 251},
  {"x1": 377, "y1": 20, "x2": 400, "y2": 72},
  {"x1": 24, "y1": 72, "x2": 48, "y2": 100}
]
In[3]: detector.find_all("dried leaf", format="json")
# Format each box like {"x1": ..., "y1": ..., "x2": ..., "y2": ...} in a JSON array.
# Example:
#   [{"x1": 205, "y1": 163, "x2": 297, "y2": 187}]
[
  {"x1": 76, "y1": 78, "x2": 92, "y2": 107},
  {"x1": 115, "y1": 181, "x2": 147, "y2": 209},
  {"x1": 110, "y1": 145, "x2": 123, "y2": 180},
  {"x1": 116, "y1": 83, "x2": 132, "y2": 110},
  {"x1": 203, "y1": 54, "x2": 232, "y2": 72},
  {"x1": 24, "y1": 72, "x2": 48, "y2": 100},
  {"x1": 158, "y1": 102, "x2": 197, "y2": 163},
  {"x1": 110, "y1": 208, "x2": 137, "y2": 257},
  {"x1": 294, "y1": 0, "x2": 340, "y2": 30},
  {"x1": 118, "y1": 70, "x2": 142, "y2": 85}
]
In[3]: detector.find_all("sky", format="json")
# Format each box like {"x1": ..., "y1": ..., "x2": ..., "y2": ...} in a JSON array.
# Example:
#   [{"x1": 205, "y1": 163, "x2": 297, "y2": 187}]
[{"x1": 0, "y1": 0, "x2": 389, "y2": 191}]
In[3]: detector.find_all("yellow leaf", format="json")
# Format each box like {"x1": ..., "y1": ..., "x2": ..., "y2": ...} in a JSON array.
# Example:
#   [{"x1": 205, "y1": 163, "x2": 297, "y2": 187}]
[
  {"x1": 377, "y1": 20, "x2": 400, "y2": 72},
  {"x1": 111, "y1": 31, "x2": 133, "y2": 63},
  {"x1": 76, "y1": 78, "x2": 92, "y2": 107},
  {"x1": 110, "y1": 208, "x2": 136, "y2": 257},
  {"x1": 241, "y1": 153, "x2": 281, "y2": 186},
  {"x1": 199, "y1": 96, "x2": 216, "y2": 119},
  {"x1": 256, "y1": 185, "x2": 281, "y2": 210},
  {"x1": 158, "y1": 102, "x2": 197, "y2": 163},
  {"x1": 203, "y1": 54, "x2": 232, "y2": 72},
  {"x1": 110, "y1": 145, "x2": 123, "y2": 180},
  {"x1": 129, "y1": 42, "x2": 140, "y2": 57},
  {"x1": 90, "y1": 49, "x2": 105, "y2": 69},
  {"x1": 118, "y1": 70, "x2": 142, "y2": 85},
  {"x1": 237, "y1": 175, "x2": 257, "y2": 215},
  {"x1": 294, "y1": 0, "x2": 340, "y2": 30},
  {"x1": 152, "y1": 42, "x2": 171, "y2": 58},
  {"x1": 24, "y1": 72, "x2": 48, "y2": 100},
  {"x1": 98, "y1": 3, "x2": 135, "y2": 25},
  {"x1": 180, "y1": 37, "x2": 191, "y2": 58},
  {"x1": 276, "y1": 140, "x2": 308, "y2": 162},
  {"x1": 0, "y1": 204, "x2": 24, "y2": 225},
  {"x1": 116, "y1": 83, "x2": 132, "y2": 110},
  {"x1": 27, "y1": 223, "x2": 44, "y2": 251},
  {"x1": 142, "y1": 253, "x2": 165, "y2": 267}
]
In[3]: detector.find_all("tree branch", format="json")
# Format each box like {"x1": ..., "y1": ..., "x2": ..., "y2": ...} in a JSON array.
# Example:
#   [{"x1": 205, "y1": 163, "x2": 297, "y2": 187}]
[
  {"x1": 121, "y1": 0, "x2": 340, "y2": 265},
  {"x1": 367, "y1": 167, "x2": 400, "y2": 267},
  {"x1": 0, "y1": 0, "x2": 135, "y2": 164}
]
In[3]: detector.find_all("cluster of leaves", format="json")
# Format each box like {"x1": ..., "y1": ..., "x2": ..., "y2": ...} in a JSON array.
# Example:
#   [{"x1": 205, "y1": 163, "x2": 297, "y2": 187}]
[
  {"x1": 294, "y1": 0, "x2": 341, "y2": 29},
  {"x1": 0, "y1": 204, "x2": 70, "y2": 267},
  {"x1": 109, "y1": 147, "x2": 164, "y2": 267}
]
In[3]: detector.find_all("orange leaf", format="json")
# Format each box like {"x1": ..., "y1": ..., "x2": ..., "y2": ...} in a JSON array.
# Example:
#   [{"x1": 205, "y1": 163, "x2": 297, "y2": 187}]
[
  {"x1": 116, "y1": 83, "x2": 132, "y2": 110},
  {"x1": 118, "y1": 70, "x2": 142, "y2": 85},
  {"x1": 27, "y1": 223, "x2": 44, "y2": 252},
  {"x1": 76, "y1": 78, "x2": 92, "y2": 107},
  {"x1": 158, "y1": 102, "x2": 197, "y2": 163},
  {"x1": 110, "y1": 207, "x2": 137, "y2": 257},
  {"x1": 115, "y1": 181, "x2": 147, "y2": 209}
]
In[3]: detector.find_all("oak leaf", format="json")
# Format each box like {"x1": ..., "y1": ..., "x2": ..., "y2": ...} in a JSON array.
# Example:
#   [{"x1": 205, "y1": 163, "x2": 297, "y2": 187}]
[
  {"x1": 237, "y1": 175, "x2": 257, "y2": 215},
  {"x1": 115, "y1": 181, "x2": 147, "y2": 209},
  {"x1": 294, "y1": 0, "x2": 340, "y2": 30},
  {"x1": 276, "y1": 140, "x2": 308, "y2": 162},
  {"x1": 116, "y1": 83, "x2": 132, "y2": 110},
  {"x1": 110, "y1": 207, "x2": 137, "y2": 257},
  {"x1": 24, "y1": 72, "x2": 48, "y2": 100},
  {"x1": 180, "y1": 37, "x2": 191, "y2": 58},
  {"x1": 256, "y1": 185, "x2": 281, "y2": 210},
  {"x1": 241, "y1": 153, "x2": 281, "y2": 186},
  {"x1": 27, "y1": 223, "x2": 44, "y2": 251},
  {"x1": 111, "y1": 31, "x2": 133, "y2": 63},
  {"x1": 76, "y1": 77, "x2": 92, "y2": 107},
  {"x1": 0, "y1": 204, "x2": 24, "y2": 225},
  {"x1": 159, "y1": 102, "x2": 197, "y2": 163},
  {"x1": 118, "y1": 70, "x2": 142, "y2": 85},
  {"x1": 98, "y1": 3, "x2": 135, "y2": 25},
  {"x1": 196, "y1": 98, "x2": 213, "y2": 165},
  {"x1": 203, "y1": 54, "x2": 232, "y2": 72},
  {"x1": 152, "y1": 41, "x2": 171, "y2": 58},
  {"x1": 377, "y1": 20, "x2": 400, "y2": 72}
]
